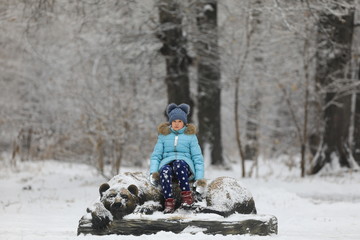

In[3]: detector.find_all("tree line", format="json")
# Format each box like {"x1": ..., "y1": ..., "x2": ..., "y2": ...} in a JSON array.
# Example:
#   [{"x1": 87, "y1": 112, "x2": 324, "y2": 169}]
[{"x1": 0, "y1": 0, "x2": 359, "y2": 178}]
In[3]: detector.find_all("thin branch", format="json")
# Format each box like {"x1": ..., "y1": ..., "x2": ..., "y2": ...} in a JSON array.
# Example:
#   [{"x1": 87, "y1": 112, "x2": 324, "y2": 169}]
[{"x1": 275, "y1": 81, "x2": 304, "y2": 144}]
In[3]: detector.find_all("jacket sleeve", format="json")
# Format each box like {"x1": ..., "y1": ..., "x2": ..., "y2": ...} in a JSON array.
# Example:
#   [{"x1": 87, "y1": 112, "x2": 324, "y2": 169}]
[
  {"x1": 150, "y1": 135, "x2": 164, "y2": 174},
  {"x1": 190, "y1": 135, "x2": 204, "y2": 180}
]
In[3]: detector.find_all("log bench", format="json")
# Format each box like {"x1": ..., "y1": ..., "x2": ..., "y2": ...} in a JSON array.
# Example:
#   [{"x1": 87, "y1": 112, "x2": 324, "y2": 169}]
[{"x1": 78, "y1": 211, "x2": 278, "y2": 236}]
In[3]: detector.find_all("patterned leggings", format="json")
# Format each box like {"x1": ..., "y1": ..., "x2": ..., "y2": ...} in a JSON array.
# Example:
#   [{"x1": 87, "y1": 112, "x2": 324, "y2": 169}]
[{"x1": 159, "y1": 160, "x2": 191, "y2": 199}]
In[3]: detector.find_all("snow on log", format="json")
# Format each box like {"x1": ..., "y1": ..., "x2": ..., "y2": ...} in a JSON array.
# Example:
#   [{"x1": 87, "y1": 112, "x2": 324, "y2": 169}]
[{"x1": 78, "y1": 212, "x2": 278, "y2": 236}]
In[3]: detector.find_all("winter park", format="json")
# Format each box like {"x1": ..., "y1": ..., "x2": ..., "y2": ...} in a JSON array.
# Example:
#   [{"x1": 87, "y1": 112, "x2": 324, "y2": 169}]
[{"x1": 1, "y1": 0, "x2": 360, "y2": 239}]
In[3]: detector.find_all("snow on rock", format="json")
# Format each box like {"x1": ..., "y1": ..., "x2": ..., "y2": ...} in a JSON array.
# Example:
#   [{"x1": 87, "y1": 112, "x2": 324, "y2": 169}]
[{"x1": 206, "y1": 177, "x2": 253, "y2": 212}]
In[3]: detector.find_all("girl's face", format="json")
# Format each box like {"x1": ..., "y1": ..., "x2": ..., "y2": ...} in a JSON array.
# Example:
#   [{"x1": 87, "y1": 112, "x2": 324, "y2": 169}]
[{"x1": 171, "y1": 120, "x2": 184, "y2": 131}]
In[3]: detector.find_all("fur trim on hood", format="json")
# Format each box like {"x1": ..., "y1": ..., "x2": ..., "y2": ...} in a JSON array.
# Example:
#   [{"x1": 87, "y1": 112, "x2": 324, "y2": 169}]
[{"x1": 157, "y1": 122, "x2": 197, "y2": 135}]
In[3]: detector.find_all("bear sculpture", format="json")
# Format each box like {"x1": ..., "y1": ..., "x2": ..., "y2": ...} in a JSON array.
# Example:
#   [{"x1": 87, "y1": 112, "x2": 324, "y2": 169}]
[{"x1": 81, "y1": 172, "x2": 257, "y2": 229}]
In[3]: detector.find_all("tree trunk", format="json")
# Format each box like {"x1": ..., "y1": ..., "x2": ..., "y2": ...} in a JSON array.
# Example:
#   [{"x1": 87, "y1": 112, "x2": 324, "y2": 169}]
[
  {"x1": 112, "y1": 139, "x2": 123, "y2": 176},
  {"x1": 235, "y1": 76, "x2": 247, "y2": 177},
  {"x1": 354, "y1": 85, "x2": 360, "y2": 165},
  {"x1": 350, "y1": 3, "x2": 360, "y2": 166},
  {"x1": 96, "y1": 136, "x2": 105, "y2": 174},
  {"x1": 195, "y1": 0, "x2": 223, "y2": 165},
  {"x1": 311, "y1": 7, "x2": 355, "y2": 174},
  {"x1": 301, "y1": 37, "x2": 310, "y2": 177},
  {"x1": 158, "y1": 0, "x2": 193, "y2": 121},
  {"x1": 245, "y1": 0, "x2": 263, "y2": 161},
  {"x1": 245, "y1": 94, "x2": 261, "y2": 161}
]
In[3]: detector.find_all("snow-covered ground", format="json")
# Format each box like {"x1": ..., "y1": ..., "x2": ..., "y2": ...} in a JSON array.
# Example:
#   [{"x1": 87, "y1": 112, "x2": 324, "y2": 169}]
[{"x1": 0, "y1": 156, "x2": 360, "y2": 240}]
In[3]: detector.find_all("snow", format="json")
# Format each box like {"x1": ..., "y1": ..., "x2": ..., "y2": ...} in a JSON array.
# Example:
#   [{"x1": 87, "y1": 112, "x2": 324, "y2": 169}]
[
  {"x1": 87, "y1": 202, "x2": 113, "y2": 221},
  {"x1": 107, "y1": 172, "x2": 151, "y2": 196},
  {"x1": 1, "y1": 157, "x2": 360, "y2": 240},
  {"x1": 204, "y1": 4, "x2": 214, "y2": 12},
  {"x1": 123, "y1": 211, "x2": 273, "y2": 223},
  {"x1": 206, "y1": 177, "x2": 253, "y2": 212}
]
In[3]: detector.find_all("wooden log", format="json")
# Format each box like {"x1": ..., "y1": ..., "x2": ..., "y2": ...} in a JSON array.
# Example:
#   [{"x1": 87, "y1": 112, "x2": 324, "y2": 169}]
[{"x1": 78, "y1": 213, "x2": 278, "y2": 236}]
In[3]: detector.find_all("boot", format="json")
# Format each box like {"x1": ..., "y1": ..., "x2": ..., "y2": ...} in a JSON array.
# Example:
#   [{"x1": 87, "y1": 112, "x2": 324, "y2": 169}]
[
  {"x1": 164, "y1": 198, "x2": 175, "y2": 214},
  {"x1": 180, "y1": 191, "x2": 194, "y2": 208}
]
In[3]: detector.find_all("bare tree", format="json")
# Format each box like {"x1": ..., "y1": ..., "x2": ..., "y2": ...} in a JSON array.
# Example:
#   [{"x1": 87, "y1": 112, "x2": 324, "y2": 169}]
[
  {"x1": 3, "y1": 0, "x2": 360, "y2": 177},
  {"x1": 195, "y1": 0, "x2": 223, "y2": 165},
  {"x1": 349, "y1": 1, "x2": 360, "y2": 167},
  {"x1": 311, "y1": 3, "x2": 356, "y2": 174},
  {"x1": 232, "y1": 1, "x2": 254, "y2": 177},
  {"x1": 157, "y1": 0, "x2": 193, "y2": 119},
  {"x1": 244, "y1": 0, "x2": 264, "y2": 163}
]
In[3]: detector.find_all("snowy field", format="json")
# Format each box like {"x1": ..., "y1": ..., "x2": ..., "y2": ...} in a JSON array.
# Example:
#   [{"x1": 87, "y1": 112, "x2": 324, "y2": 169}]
[{"x1": 1, "y1": 156, "x2": 360, "y2": 240}]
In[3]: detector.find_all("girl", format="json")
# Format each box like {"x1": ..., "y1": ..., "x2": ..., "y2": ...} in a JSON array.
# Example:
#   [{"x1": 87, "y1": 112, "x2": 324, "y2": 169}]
[{"x1": 149, "y1": 103, "x2": 204, "y2": 214}]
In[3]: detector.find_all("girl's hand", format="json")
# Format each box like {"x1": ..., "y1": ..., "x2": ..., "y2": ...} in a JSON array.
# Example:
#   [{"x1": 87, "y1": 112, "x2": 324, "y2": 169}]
[
  {"x1": 193, "y1": 179, "x2": 207, "y2": 195},
  {"x1": 149, "y1": 172, "x2": 160, "y2": 186}
]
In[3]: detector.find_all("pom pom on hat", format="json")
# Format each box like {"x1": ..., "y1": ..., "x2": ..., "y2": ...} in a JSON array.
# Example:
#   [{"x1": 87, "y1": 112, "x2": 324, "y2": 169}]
[
  {"x1": 178, "y1": 104, "x2": 190, "y2": 115},
  {"x1": 167, "y1": 103, "x2": 178, "y2": 115},
  {"x1": 166, "y1": 103, "x2": 190, "y2": 124}
]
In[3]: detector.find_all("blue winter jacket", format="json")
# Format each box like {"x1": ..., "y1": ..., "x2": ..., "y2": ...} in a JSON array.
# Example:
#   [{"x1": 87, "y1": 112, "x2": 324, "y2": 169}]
[{"x1": 150, "y1": 123, "x2": 204, "y2": 181}]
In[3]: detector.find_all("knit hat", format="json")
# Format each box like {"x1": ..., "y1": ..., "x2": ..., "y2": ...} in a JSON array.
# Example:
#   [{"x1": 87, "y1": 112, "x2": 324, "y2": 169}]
[{"x1": 166, "y1": 103, "x2": 190, "y2": 124}]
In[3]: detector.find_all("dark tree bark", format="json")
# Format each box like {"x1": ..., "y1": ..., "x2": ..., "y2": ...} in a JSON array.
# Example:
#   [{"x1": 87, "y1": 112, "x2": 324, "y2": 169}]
[
  {"x1": 351, "y1": 6, "x2": 360, "y2": 166},
  {"x1": 195, "y1": 0, "x2": 223, "y2": 165},
  {"x1": 354, "y1": 84, "x2": 360, "y2": 165},
  {"x1": 245, "y1": 0, "x2": 263, "y2": 161},
  {"x1": 311, "y1": 8, "x2": 355, "y2": 174},
  {"x1": 157, "y1": 0, "x2": 193, "y2": 121}
]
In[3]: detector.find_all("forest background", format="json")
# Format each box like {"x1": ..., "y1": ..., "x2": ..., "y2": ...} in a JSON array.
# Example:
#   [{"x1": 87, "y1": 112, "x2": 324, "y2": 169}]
[{"x1": 1, "y1": 0, "x2": 360, "y2": 179}]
